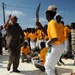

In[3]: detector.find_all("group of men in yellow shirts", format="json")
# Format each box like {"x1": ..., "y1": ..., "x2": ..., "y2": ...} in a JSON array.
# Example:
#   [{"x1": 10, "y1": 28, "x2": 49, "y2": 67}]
[
  {"x1": 20, "y1": 26, "x2": 49, "y2": 71},
  {"x1": 4, "y1": 4, "x2": 72, "y2": 74},
  {"x1": 20, "y1": 5, "x2": 71, "y2": 75}
]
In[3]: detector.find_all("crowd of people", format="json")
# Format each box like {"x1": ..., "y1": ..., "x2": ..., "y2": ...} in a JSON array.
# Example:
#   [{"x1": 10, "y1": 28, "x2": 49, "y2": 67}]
[{"x1": 0, "y1": 5, "x2": 75, "y2": 75}]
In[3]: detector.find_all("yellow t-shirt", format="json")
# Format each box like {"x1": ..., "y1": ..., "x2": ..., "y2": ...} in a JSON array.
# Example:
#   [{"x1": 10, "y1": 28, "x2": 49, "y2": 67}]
[
  {"x1": 64, "y1": 26, "x2": 70, "y2": 40},
  {"x1": 47, "y1": 19, "x2": 65, "y2": 45},
  {"x1": 44, "y1": 34, "x2": 48, "y2": 40},
  {"x1": 39, "y1": 47, "x2": 48, "y2": 66},
  {"x1": 24, "y1": 32, "x2": 29, "y2": 40},
  {"x1": 58, "y1": 23, "x2": 65, "y2": 42},
  {"x1": 36, "y1": 30, "x2": 41, "y2": 39},
  {"x1": 36, "y1": 30, "x2": 44, "y2": 40},
  {"x1": 28, "y1": 33, "x2": 36, "y2": 41},
  {"x1": 21, "y1": 46, "x2": 30, "y2": 55}
]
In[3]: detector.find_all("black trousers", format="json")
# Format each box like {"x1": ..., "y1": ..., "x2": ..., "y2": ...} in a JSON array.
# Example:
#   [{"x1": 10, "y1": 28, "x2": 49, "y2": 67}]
[{"x1": 0, "y1": 46, "x2": 2, "y2": 55}]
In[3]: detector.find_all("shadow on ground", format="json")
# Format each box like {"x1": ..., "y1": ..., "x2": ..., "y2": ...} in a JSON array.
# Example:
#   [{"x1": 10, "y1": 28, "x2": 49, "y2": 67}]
[
  {"x1": 56, "y1": 67, "x2": 73, "y2": 75},
  {"x1": 0, "y1": 55, "x2": 8, "y2": 68},
  {"x1": 16, "y1": 70, "x2": 45, "y2": 75}
]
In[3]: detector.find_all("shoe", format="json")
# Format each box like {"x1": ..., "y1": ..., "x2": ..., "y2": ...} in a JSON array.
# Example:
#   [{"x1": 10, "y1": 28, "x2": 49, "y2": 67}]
[
  {"x1": 13, "y1": 69, "x2": 21, "y2": 73},
  {"x1": 7, "y1": 67, "x2": 10, "y2": 71},
  {"x1": 40, "y1": 67, "x2": 45, "y2": 72},
  {"x1": 40, "y1": 69, "x2": 45, "y2": 72}
]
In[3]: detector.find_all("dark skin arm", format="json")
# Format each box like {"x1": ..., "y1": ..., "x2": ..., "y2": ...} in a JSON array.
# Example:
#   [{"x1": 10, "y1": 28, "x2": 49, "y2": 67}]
[
  {"x1": 4, "y1": 14, "x2": 11, "y2": 29},
  {"x1": 36, "y1": 21, "x2": 47, "y2": 35}
]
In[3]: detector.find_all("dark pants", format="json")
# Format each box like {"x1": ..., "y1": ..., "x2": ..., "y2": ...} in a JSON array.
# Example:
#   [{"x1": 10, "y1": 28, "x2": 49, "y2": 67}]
[
  {"x1": 7, "y1": 46, "x2": 20, "y2": 70},
  {"x1": 0, "y1": 46, "x2": 2, "y2": 55}
]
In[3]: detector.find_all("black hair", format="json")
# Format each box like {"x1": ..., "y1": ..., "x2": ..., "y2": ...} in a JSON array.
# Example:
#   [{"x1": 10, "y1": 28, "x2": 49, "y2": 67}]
[
  {"x1": 40, "y1": 41, "x2": 45, "y2": 49},
  {"x1": 60, "y1": 21, "x2": 64, "y2": 25},
  {"x1": 24, "y1": 42, "x2": 27, "y2": 46},
  {"x1": 56, "y1": 15, "x2": 63, "y2": 23},
  {"x1": 70, "y1": 22, "x2": 75, "y2": 29}
]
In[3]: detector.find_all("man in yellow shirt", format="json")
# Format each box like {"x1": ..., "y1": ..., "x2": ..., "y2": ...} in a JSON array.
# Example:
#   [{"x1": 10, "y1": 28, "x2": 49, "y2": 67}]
[
  {"x1": 56, "y1": 15, "x2": 65, "y2": 66},
  {"x1": 36, "y1": 28, "x2": 42, "y2": 40},
  {"x1": 64, "y1": 25, "x2": 70, "y2": 58},
  {"x1": 36, "y1": 5, "x2": 65, "y2": 75},
  {"x1": 24, "y1": 29, "x2": 29, "y2": 45},
  {"x1": 39, "y1": 42, "x2": 48, "y2": 67},
  {"x1": 32, "y1": 41, "x2": 48, "y2": 72},
  {"x1": 21, "y1": 42, "x2": 31, "y2": 62},
  {"x1": 44, "y1": 5, "x2": 65, "y2": 75}
]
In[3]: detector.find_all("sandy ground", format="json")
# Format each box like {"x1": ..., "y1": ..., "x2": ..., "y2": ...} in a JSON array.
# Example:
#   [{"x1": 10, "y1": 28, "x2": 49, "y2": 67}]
[{"x1": 0, "y1": 49, "x2": 75, "y2": 75}]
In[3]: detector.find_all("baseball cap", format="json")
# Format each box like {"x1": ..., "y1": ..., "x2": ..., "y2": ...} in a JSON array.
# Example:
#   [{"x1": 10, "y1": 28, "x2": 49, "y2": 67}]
[
  {"x1": 46, "y1": 5, "x2": 57, "y2": 12},
  {"x1": 56, "y1": 15, "x2": 63, "y2": 19}
]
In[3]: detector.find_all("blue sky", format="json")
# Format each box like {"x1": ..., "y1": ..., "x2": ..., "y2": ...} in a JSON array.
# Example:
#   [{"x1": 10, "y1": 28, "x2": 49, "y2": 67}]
[{"x1": 0, "y1": 0, "x2": 75, "y2": 29}]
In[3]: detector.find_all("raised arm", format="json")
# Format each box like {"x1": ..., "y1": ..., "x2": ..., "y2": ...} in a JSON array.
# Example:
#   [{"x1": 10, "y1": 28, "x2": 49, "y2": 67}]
[
  {"x1": 36, "y1": 21, "x2": 47, "y2": 35},
  {"x1": 4, "y1": 14, "x2": 11, "y2": 29}
]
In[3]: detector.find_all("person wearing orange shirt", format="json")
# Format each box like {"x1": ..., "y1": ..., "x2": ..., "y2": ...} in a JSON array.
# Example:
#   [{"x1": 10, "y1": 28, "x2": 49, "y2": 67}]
[
  {"x1": 56, "y1": 15, "x2": 65, "y2": 66},
  {"x1": 36, "y1": 5, "x2": 65, "y2": 75},
  {"x1": 21, "y1": 42, "x2": 31, "y2": 62},
  {"x1": 35, "y1": 27, "x2": 46, "y2": 53},
  {"x1": 32, "y1": 41, "x2": 48, "y2": 72},
  {"x1": 36, "y1": 29, "x2": 42, "y2": 40},
  {"x1": 28, "y1": 31, "x2": 36, "y2": 41},
  {"x1": 24, "y1": 29, "x2": 29, "y2": 46},
  {"x1": 39, "y1": 42, "x2": 48, "y2": 67},
  {"x1": 44, "y1": 5, "x2": 65, "y2": 75},
  {"x1": 28, "y1": 29, "x2": 36, "y2": 56},
  {"x1": 64, "y1": 25, "x2": 71, "y2": 57}
]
